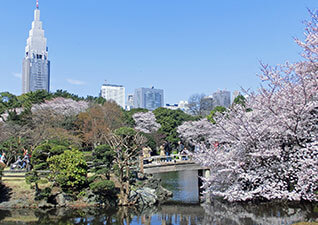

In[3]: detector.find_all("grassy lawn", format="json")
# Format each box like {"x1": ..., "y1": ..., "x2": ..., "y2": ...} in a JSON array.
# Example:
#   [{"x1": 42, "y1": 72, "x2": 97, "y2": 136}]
[
  {"x1": 0, "y1": 167, "x2": 48, "y2": 205},
  {"x1": 1, "y1": 176, "x2": 35, "y2": 204}
]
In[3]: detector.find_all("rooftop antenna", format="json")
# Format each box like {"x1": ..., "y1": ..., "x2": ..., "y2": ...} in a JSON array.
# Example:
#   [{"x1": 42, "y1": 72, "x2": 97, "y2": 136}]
[{"x1": 36, "y1": 0, "x2": 39, "y2": 9}]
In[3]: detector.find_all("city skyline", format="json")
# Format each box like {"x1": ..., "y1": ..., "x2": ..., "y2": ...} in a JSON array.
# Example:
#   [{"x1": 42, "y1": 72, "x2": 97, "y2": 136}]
[{"x1": 0, "y1": 0, "x2": 317, "y2": 104}]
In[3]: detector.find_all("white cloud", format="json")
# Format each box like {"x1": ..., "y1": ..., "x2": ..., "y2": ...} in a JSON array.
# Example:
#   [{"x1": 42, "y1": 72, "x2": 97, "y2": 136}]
[
  {"x1": 66, "y1": 79, "x2": 85, "y2": 85},
  {"x1": 12, "y1": 72, "x2": 22, "y2": 79}
]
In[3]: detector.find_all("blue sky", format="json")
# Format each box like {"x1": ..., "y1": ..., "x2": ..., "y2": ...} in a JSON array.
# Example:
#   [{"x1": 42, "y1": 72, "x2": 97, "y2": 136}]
[{"x1": 0, "y1": 0, "x2": 316, "y2": 104}]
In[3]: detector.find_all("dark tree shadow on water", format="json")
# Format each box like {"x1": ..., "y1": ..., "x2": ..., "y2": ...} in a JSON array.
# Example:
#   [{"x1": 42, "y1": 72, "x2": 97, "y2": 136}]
[
  {"x1": 0, "y1": 183, "x2": 12, "y2": 203},
  {"x1": 0, "y1": 210, "x2": 11, "y2": 222}
]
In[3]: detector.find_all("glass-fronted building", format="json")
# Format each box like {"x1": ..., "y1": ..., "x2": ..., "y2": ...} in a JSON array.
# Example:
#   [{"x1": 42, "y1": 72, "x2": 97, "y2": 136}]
[{"x1": 134, "y1": 87, "x2": 164, "y2": 111}]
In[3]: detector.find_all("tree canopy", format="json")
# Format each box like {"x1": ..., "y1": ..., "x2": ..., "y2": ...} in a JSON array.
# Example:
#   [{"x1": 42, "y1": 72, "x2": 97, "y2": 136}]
[{"x1": 153, "y1": 107, "x2": 196, "y2": 147}]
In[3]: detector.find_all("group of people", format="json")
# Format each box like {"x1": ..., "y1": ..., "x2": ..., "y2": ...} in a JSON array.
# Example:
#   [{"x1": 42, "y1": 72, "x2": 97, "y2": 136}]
[
  {"x1": 159, "y1": 141, "x2": 185, "y2": 156},
  {"x1": 10, "y1": 149, "x2": 31, "y2": 170}
]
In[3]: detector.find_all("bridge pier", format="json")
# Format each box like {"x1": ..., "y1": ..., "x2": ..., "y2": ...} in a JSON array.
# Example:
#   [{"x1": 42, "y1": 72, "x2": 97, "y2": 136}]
[
  {"x1": 142, "y1": 155, "x2": 210, "y2": 203},
  {"x1": 198, "y1": 168, "x2": 211, "y2": 203}
]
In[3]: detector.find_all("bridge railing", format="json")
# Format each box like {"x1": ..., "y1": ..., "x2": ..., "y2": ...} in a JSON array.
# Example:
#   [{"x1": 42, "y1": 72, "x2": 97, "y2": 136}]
[{"x1": 142, "y1": 154, "x2": 193, "y2": 166}]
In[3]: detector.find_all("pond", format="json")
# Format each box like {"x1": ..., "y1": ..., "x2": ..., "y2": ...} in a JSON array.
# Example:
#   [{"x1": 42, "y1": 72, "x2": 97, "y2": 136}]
[
  {"x1": 0, "y1": 171, "x2": 316, "y2": 224},
  {"x1": 0, "y1": 202, "x2": 316, "y2": 225},
  {"x1": 154, "y1": 170, "x2": 200, "y2": 204}
]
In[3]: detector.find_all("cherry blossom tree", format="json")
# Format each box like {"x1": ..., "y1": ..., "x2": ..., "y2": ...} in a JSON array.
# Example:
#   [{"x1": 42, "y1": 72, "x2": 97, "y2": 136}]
[
  {"x1": 178, "y1": 11, "x2": 318, "y2": 202},
  {"x1": 133, "y1": 112, "x2": 161, "y2": 134},
  {"x1": 32, "y1": 97, "x2": 89, "y2": 116}
]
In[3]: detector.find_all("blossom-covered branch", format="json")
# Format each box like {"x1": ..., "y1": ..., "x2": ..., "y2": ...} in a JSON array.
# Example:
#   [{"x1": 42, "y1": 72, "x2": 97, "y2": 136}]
[{"x1": 178, "y1": 10, "x2": 318, "y2": 202}]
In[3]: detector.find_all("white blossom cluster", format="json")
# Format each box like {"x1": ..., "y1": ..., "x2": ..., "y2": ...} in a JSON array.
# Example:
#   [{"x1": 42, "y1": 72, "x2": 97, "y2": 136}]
[
  {"x1": 133, "y1": 112, "x2": 161, "y2": 133},
  {"x1": 32, "y1": 97, "x2": 89, "y2": 116},
  {"x1": 178, "y1": 11, "x2": 318, "y2": 202}
]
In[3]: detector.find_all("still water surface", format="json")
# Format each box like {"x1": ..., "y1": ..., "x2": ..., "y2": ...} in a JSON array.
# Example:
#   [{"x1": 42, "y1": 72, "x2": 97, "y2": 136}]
[
  {"x1": 0, "y1": 171, "x2": 316, "y2": 225},
  {"x1": 154, "y1": 170, "x2": 200, "y2": 203}
]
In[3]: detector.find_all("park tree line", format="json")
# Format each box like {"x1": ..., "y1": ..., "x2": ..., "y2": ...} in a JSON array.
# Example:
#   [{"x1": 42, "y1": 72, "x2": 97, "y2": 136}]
[
  {"x1": 0, "y1": 76, "x2": 261, "y2": 206},
  {"x1": 0, "y1": 88, "x2": 209, "y2": 205}
]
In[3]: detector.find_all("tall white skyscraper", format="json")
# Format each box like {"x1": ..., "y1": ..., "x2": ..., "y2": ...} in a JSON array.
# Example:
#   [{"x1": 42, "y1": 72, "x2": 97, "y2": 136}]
[
  {"x1": 100, "y1": 83, "x2": 125, "y2": 108},
  {"x1": 22, "y1": 0, "x2": 50, "y2": 94}
]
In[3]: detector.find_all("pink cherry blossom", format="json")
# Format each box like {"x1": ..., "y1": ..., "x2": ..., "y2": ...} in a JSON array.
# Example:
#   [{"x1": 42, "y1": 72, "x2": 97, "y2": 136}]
[{"x1": 178, "y1": 11, "x2": 318, "y2": 202}]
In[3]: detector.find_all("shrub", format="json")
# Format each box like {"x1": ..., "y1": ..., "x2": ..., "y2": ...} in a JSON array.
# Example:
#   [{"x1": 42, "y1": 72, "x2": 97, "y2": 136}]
[
  {"x1": 92, "y1": 145, "x2": 114, "y2": 180},
  {"x1": 47, "y1": 150, "x2": 88, "y2": 192},
  {"x1": 31, "y1": 142, "x2": 68, "y2": 170},
  {"x1": 89, "y1": 179, "x2": 115, "y2": 193}
]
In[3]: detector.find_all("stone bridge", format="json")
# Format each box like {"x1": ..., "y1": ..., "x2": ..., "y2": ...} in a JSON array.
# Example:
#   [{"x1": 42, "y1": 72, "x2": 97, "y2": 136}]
[{"x1": 142, "y1": 155, "x2": 209, "y2": 174}]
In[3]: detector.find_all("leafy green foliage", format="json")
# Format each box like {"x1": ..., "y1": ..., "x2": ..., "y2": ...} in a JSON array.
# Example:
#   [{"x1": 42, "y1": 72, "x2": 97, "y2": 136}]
[
  {"x1": 0, "y1": 92, "x2": 24, "y2": 124},
  {"x1": 25, "y1": 171, "x2": 40, "y2": 185},
  {"x1": 233, "y1": 95, "x2": 246, "y2": 107},
  {"x1": 89, "y1": 176, "x2": 117, "y2": 202},
  {"x1": 0, "y1": 92, "x2": 20, "y2": 114},
  {"x1": 232, "y1": 95, "x2": 252, "y2": 112},
  {"x1": 140, "y1": 132, "x2": 156, "y2": 151},
  {"x1": 207, "y1": 106, "x2": 227, "y2": 124},
  {"x1": 51, "y1": 89, "x2": 84, "y2": 101},
  {"x1": 60, "y1": 114, "x2": 79, "y2": 131},
  {"x1": 89, "y1": 179, "x2": 115, "y2": 194},
  {"x1": 114, "y1": 126, "x2": 137, "y2": 137},
  {"x1": 31, "y1": 141, "x2": 69, "y2": 170},
  {"x1": 153, "y1": 108, "x2": 196, "y2": 147},
  {"x1": 92, "y1": 144, "x2": 115, "y2": 179},
  {"x1": 17, "y1": 90, "x2": 51, "y2": 109},
  {"x1": 34, "y1": 187, "x2": 52, "y2": 201},
  {"x1": 86, "y1": 96, "x2": 106, "y2": 105},
  {"x1": 47, "y1": 150, "x2": 88, "y2": 192},
  {"x1": 0, "y1": 136, "x2": 26, "y2": 164}
]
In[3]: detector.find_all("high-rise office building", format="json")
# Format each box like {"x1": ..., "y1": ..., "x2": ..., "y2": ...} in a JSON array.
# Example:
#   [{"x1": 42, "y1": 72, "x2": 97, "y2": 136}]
[
  {"x1": 212, "y1": 90, "x2": 231, "y2": 108},
  {"x1": 134, "y1": 87, "x2": 164, "y2": 111},
  {"x1": 201, "y1": 96, "x2": 214, "y2": 115},
  {"x1": 126, "y1": 94, "x2": 134, "y2": 110},
  {"x1": 100, "y1": 83, "x2": 125, "y2": 108},
  {"x1": 22, "y1": 1, "x2": 50, "y2": 94}
]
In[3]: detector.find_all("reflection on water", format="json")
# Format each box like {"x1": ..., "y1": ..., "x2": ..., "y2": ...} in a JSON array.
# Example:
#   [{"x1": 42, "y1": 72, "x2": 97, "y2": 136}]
[
  {"x1": 0, "y1": 171, "x2": 316, "y2": 224},
  {"x1": 202, "y1": 201, "x2": 318, "y2": 225},
  {"x1": 0, "y1": 202, "x2": 316, "y2": 225},
  {"x1": 154, "y1": 171, "x2": 199, "y2": 203}
]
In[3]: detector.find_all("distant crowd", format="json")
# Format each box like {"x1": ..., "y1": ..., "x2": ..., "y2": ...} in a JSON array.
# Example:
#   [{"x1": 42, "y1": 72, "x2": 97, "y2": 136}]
[{"x1": 0, "y1": 149, "x2": 31, "y2": 171}]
